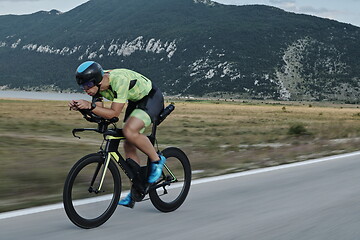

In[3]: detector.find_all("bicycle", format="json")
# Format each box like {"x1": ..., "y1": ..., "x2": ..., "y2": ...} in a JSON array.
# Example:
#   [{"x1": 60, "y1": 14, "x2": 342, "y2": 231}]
[{"x1": 63, "y1": 104, "x2": 191, "y2": 229}]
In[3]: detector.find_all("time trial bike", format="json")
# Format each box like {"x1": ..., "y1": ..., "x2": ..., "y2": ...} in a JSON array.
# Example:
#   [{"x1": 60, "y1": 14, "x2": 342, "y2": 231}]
[{"x1": 63, "y1": 104, "x2": 191, "y2": 229}]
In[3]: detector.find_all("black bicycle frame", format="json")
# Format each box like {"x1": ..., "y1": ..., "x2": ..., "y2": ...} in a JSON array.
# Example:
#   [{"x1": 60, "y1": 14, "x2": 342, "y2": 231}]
[
  {"x1": 102, "y1": 132, "x2": 137, "y2": 182},
  {"x1": 73, "y1": 104, "x2": 176, "y2": 195}
]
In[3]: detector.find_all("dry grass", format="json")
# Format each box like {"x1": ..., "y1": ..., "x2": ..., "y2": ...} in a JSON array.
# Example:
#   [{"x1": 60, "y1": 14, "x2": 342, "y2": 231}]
[
  {"x1": 1, "y1": 98, "x2": 360, "y2": 212},
  {"x1": 157, "y1": 100, "x2": 360, "y2": 174}
]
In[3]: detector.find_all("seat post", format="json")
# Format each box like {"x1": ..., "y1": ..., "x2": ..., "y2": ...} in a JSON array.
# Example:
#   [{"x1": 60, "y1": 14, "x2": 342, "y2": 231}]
[{"x1": 148, "y1": 123, "x2": 157, "y2": 145}]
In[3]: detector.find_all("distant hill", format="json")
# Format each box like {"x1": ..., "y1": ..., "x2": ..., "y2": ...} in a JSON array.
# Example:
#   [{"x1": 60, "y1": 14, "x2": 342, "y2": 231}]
[{"x1": 0, "y1": 0, "x2": 359, "y2": 101}]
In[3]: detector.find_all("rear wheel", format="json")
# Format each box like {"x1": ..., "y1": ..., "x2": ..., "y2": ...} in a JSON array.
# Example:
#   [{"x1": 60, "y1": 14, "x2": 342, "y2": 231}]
[
  {"x1": 63, "y1": 153, "x2": 121, "y2": 229},
  {"x1": 149, "y1": 147, "x2": 191, "y2": 212}
]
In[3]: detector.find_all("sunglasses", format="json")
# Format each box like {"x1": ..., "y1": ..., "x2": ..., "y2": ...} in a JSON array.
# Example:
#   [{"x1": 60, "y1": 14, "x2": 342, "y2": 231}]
[{"x1": 80, "y1": 81, "x2": 96, "y2": 90}]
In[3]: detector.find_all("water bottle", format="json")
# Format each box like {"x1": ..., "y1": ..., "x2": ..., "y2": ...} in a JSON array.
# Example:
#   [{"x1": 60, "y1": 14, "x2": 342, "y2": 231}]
[{"x1": 159, "y1": 104, "x2": 175, "y2": 123}]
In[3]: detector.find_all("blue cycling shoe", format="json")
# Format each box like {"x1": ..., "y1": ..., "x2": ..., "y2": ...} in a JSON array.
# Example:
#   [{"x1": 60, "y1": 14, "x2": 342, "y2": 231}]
[
  {"x1": 118, "y1": 193, "x2": 135, "y2": 208},
  {"x1": 148, "y1": 154, "x2": 167, "y2": 184}
]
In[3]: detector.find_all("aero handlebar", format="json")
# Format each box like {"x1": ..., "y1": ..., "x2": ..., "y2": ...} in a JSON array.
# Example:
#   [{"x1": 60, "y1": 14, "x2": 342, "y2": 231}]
[{"x1": 72, "y1": 109, "x2": 119, "y2": 138}]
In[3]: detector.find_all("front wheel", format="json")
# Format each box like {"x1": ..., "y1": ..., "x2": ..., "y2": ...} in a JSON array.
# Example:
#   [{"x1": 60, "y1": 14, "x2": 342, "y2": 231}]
[
  {"x1": 63, "y1": 153, "x2": 121, "y2": 229},
  {"x1": 149, "y1": 147, "x2": 191, "y2": 212}
]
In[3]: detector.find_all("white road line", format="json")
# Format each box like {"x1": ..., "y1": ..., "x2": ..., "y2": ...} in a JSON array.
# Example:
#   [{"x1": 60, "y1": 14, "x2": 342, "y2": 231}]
[
  {"x1": 1, "y1": 150, "x2": 359, "y2": 220},
  {"x1": 191, "y1": 150, "x2": 360, "y2": 185}
]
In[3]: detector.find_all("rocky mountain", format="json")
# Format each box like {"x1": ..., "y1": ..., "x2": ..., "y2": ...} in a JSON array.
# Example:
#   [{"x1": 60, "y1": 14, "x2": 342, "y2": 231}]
[{"x1": 0, "y1": 0, "x2": 359, "y2": 101}]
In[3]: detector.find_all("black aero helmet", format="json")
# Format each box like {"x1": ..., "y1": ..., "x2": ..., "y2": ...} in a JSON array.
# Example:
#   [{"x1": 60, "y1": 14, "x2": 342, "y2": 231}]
[{"x1": 75, "y1": 61, "x2": 104, "y2": 86}]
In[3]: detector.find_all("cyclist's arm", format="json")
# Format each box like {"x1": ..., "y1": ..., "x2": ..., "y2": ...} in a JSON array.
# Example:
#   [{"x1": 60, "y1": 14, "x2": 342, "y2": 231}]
[
  {"x1": 93, "y1": 96, "x2": 104, "y2": 108},
  {"x1": 72, "y1": 99, "x2": 123, "y2": 119},
  {"x1": 95, "y1": 101, "x2": 104, "y2": 107},
  {"x1": 91, "y1": 102, "x2": 124, "y2": 119}
]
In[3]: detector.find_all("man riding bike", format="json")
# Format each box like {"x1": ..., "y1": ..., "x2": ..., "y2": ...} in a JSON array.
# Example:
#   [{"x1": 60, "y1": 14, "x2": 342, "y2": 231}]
[{"x1": 68, "y1": 61, "x2": 166, "y2": 208}]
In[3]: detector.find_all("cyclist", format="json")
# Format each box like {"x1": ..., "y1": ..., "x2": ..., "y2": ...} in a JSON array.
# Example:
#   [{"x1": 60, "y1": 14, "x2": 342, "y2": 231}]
[{"x1": 68, "y1": 61, "x2": 166, "y2": 208}]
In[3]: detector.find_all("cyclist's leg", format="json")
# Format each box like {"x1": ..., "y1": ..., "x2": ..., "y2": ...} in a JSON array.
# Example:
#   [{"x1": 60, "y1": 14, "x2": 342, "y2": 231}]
[
  {"x1": 123, "y1": 84, "x2": 165, "y2": 182},
  {"x1": 123, "y1": 116, "x2": 166, "y2": 183},
  {"x1": 123, "y1": 83, "x2": 164, "y2": 162},
  {"x1": 123, "y1": 140, "x2": 140, "y2": 164},
  {"x1": 123, "y1": 101, "x2": 142, "y2": 164},
  {"x1": 123, "y1": 116, "x2": 159, "y2": 161}
]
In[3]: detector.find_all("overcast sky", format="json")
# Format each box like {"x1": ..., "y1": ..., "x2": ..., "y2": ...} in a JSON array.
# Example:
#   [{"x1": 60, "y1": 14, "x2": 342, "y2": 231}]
[{"x1": 0, "y1": 0, "x2": 359, "y2": 27}]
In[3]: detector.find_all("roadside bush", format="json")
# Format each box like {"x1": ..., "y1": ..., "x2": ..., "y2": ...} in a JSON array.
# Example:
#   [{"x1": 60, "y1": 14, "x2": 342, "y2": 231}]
[{"x1": 288, "y1": 123, "x2": 310, "y2": 136}]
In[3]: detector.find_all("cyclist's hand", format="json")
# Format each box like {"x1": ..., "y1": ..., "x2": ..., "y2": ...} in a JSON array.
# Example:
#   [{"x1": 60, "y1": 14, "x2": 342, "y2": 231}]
[
  {"x1": 74, "y1": 99, "x2": 91, "y2": 110},
  {"x1": 68, "y1": 100, "x2": 79, "y2": 111}
]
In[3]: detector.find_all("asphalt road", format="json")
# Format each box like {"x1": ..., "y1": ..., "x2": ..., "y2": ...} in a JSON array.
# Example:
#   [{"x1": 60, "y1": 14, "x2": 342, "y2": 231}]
[{"x1": 1, "y1": 151, "x2": 360, "y2": 240}]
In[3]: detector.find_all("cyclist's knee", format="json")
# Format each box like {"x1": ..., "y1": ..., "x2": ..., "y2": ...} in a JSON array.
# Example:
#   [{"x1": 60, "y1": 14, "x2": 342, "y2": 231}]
[{"x1": 123, "y1": 125, "x2": 139, "y2": 141}]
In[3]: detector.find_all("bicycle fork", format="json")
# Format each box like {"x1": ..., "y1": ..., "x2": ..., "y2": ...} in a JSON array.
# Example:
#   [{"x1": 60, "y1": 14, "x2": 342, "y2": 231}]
[{"x1": 89, "y1": 152, "x2": 114, "y2": 194}]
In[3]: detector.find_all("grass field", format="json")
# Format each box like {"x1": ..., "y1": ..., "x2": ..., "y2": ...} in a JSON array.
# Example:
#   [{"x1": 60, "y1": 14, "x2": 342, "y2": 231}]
[{"x1": 1, "y1": 98, "x2": 360, "y2": 212}]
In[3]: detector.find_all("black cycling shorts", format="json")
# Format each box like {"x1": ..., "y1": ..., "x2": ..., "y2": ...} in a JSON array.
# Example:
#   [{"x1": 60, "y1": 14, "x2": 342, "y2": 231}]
[{"x1": 124, "y1": 84, "x2": 164, "y2": 125}]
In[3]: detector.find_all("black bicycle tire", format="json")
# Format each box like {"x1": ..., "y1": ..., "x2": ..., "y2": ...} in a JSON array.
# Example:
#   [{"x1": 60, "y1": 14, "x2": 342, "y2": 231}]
[
  {"x1": 149, "y1": 147, "x2": 191, "y2": 212},
  {"x1": 63, "y1": 153, "x2": 121, "y2": 229}
]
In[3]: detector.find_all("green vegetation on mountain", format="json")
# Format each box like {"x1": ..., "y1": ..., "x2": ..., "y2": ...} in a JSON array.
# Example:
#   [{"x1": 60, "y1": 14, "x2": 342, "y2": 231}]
[{"x1": 0, "y1": 0, "x2": 359, "y2": 101}]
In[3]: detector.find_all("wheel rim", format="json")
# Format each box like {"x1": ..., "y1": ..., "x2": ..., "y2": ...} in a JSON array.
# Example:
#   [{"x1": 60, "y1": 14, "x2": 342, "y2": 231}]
[
  {"x1": 153, "y1": 155, "x2": 189, "y2": 204},
  {"x1": 69, "y1": 161, "x2": 117, "y2": 220}
]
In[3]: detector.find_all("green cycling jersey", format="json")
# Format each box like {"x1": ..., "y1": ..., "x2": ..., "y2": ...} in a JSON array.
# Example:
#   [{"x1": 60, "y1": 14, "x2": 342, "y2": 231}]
[{"x1": 99, "y1": 69, "x2": 152, "y2": 103}]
